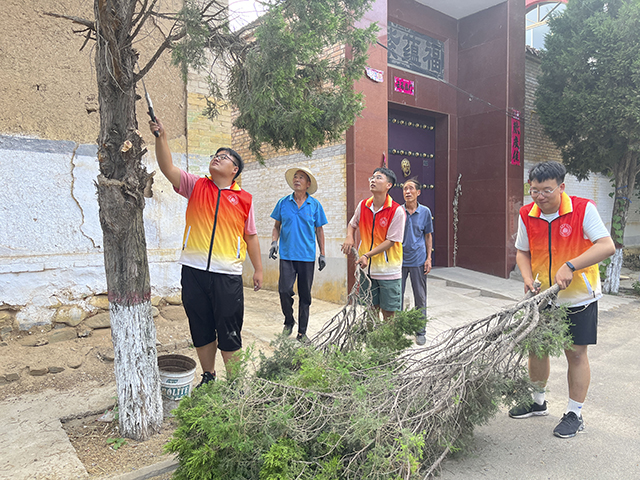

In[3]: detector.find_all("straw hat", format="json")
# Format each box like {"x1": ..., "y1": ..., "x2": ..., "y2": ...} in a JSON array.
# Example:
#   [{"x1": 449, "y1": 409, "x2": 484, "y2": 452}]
[{"x1": 285, "y1": 167, "x2": 318, "y2": 195}]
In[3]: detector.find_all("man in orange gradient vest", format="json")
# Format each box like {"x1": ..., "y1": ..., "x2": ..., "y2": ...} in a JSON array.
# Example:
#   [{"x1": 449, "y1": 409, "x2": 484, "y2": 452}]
[
  {"x1": 509, "y1": 161, "x2": 615, "y2": 439},
  {"x1": 341, "y1": 167, "x2": 406, "y2": 320},
  {"x1": 150, "y1": 119, "x2": 263, "y2": 388}
]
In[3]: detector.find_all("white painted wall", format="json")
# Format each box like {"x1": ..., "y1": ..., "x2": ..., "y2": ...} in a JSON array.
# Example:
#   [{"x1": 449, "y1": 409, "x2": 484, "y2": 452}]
[{"x1": 0, "y1": 135, "x2": 187, "y2": 328}]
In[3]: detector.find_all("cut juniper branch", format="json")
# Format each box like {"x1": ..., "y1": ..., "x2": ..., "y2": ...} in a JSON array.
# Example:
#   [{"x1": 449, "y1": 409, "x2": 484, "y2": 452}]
[{"x1": 170, "y1": 268, "x2": 566, "y2": 479}]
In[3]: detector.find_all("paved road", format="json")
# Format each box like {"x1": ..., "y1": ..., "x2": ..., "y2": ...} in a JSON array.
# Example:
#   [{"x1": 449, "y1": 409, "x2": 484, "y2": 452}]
[{"x1": 438, "y1": 300, "x2": 640, "y2": 480}]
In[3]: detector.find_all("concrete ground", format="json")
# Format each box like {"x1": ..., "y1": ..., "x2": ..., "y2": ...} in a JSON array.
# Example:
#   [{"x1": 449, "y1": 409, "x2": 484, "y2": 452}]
[{"x1": 0, "y1": 267, "x2": 638, "y2": 479}]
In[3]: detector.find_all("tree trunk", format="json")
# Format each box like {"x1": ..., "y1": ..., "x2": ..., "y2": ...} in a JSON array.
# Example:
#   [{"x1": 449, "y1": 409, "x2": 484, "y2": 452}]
[
  {"x1": 603, "y1": 151, "x2": 638, "y2": 294},
  {"x1": 94, "y1": 0, "x2": 162, "y2": 440}
]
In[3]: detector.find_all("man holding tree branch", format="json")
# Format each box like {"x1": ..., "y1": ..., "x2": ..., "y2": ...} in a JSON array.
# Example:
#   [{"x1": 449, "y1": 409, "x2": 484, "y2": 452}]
[{"x1": 510, "y1": 161, "x2": 614, "y2": 439}]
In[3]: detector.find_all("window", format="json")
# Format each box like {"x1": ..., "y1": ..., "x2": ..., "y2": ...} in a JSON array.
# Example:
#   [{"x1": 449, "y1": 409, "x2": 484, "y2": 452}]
[{"x1": 526, "y1": 2, "x2": 566, "y2": 50}]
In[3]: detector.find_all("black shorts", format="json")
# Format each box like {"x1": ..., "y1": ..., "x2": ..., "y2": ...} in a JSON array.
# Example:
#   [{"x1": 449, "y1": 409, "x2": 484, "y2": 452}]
[
  {"x1": 566, "y1": 301, "x2": 598, "y2": 346},
  {"x1": 180, "y1": 265, "x2": 244, "y2": 351}
]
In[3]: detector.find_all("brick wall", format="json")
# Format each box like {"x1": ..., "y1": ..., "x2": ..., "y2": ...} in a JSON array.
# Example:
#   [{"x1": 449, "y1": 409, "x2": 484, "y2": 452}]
[{"x1": 524, "y1": 47, "x2": 563, "y2": 165}]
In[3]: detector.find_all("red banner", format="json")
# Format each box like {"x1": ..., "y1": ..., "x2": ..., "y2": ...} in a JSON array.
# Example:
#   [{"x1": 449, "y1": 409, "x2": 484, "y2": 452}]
[
  {"x1": 510, "y1": 110, "x2": 521, "y2": 166},
  {"x1": 394, "y1": 76, "x2": 414, "y2": 96}
]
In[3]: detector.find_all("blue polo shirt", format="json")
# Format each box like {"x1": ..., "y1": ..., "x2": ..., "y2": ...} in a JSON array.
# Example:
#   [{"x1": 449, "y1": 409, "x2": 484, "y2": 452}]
[
  {"x1": 271, "y1": 193, "x2": 328, "y2": 262},
  {"x1": 402, "y1": 204, "x2": 433, "y2": 267}
]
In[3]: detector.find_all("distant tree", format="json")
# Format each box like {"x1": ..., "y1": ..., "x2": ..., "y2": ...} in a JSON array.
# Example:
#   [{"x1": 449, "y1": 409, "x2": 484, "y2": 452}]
[
  {"x1": 536, "y1": 0, "x2": 640, "y2": 293},
  {"x1": 48, "y1": 0, "x2": 376, "y2": 440}
]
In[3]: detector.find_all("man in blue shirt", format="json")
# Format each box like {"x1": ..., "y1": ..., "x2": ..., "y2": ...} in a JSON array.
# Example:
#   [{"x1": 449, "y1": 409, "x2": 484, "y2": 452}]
[
  {"x1": 269, "y1": 167, "x2": 328, "y2": 342},
  {"x1": 401, "y1": 178, "x2": 433, "y2": 345}
]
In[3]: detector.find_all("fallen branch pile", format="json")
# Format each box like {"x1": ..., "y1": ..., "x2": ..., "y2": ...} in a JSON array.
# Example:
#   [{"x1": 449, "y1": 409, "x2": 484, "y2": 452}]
[{"x1": 167, "y1": 270, "x2": 568, "y2": 480}]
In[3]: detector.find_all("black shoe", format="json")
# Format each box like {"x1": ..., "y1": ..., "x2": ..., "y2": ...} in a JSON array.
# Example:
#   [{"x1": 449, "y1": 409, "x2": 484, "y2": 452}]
[
  {"x1": 296, "y1": 333, "x2": 310, "y2": 343},
  {"x1": 553, "y1": 412, "x2": 584, "y2": 438},
  {"x1": 196, "y1": 371, "x2": 216, "y2": 388},
  {"x1": 509, "y1": 401, "x2": 549, "y2": 418},
  {"x1": 283, "y1": 324, "x2": 294, "y2": 336}
]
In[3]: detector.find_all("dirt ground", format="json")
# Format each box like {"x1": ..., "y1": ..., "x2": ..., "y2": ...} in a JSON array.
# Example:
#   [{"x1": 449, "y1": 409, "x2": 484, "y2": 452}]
[{"x1": 0, "y1": 301, "x2": 279, "y2": 479}]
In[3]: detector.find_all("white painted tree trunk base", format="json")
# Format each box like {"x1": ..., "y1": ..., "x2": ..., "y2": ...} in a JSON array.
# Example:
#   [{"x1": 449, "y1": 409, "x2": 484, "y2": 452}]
[
  {"x1": 110, "y1": 301, "x2": 163, "y2": 440},
  {"x1": 603, "y1": 248, "x2": 623, "y2": 294}
]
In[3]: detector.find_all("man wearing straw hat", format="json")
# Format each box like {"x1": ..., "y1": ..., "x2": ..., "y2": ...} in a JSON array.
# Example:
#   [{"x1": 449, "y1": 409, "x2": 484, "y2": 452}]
[{"x1": 269, "y1": 167, "x2": 327, "y2": 342}]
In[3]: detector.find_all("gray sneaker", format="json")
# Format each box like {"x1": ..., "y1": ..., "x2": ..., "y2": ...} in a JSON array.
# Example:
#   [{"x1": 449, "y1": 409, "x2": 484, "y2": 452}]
[
  {"x1": 415, "y1": 333, "x2": 426, "y2": 346},
  {"x1": 553, "y1": 412, "x2": 584, "y2": 438},
  {"x1": 508, "y1": 401, "x2": 549, "y2": 418}
]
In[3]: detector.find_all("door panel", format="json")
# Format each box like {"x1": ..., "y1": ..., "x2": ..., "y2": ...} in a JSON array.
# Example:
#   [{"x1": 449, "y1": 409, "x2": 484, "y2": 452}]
[{"x1": 388, "y1": 109, "x2": 436, "y2": 261}]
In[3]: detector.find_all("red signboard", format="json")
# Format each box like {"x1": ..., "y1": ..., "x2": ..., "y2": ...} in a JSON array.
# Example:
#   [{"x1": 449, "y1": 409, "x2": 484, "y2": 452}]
[
  {"x1": 511, "y1": 110, "x2": 521, "y2": 166},
  {"x1": 394, "y1": 77, "x2": 414, "y2": 96}
]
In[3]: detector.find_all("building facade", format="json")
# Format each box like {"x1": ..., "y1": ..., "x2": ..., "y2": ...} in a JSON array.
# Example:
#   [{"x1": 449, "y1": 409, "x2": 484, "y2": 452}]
[{"x1": 238, "y1": 0, "x2": 527, "y2": 302}]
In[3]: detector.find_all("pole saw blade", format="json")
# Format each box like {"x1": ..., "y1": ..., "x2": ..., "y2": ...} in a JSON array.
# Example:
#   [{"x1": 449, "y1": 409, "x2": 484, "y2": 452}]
[{"x1": 138, "y1": 64, "x2": 159, "y2": 137}]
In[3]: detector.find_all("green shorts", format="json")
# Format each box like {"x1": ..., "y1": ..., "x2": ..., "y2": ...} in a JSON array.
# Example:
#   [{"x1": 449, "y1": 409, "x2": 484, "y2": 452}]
[{"x1": 360, "y1": 273, "x2": 402, "y2": 312}]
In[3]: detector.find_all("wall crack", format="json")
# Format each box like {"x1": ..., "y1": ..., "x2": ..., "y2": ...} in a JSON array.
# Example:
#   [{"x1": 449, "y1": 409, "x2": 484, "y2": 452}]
[{"x1": 69, "y1": 144, "x2": 99, "y2": 249}]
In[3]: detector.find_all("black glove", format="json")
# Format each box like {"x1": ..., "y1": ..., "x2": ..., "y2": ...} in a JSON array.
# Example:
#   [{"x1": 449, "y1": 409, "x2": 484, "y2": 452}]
[
  {"x1": 318, "y1": 254, "x2": 326, "y2": 271},
  {"x1": 269, "y1": 241, "x2": 278, "y2": 260}
]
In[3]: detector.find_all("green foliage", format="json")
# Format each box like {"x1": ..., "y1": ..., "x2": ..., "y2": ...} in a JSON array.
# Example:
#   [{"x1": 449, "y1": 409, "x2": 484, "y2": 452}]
[
  {"x1": 632, "y1": 280, "x2": 640, "y2": 295},
  {"x1": 611, "y1": 198, "x2": 627, "y2": 244},
  {"x1": 168, "y1": 0, "x2": 377, "y2": 159},
  {"x1": 536, "y1": 0, "x2": 640, "y2": 181},
  {"x1": 600, "y1": 257, "x2": 612, "y2": 281},
  {"x1": 166, "y1": 304, "x2": 568, "y2": 479},
  {"x1": 516, "y1": 306, "x2": 572, "y2": 359},
  {"x1": 106, "y1": 437, "x2": 126, "y2": 450},
  {"x1": 367, "y1": 308, "x2": 426, "y2": 352},
  {"x1": 259, "y1": 438, "x2": 302, "y2": 480},
  {"x1": 228, "y1": 0, "x2": 378, "y2": 158},
  {"x1": 172, "y1": 0, "x2": 217, "y2": 82}
]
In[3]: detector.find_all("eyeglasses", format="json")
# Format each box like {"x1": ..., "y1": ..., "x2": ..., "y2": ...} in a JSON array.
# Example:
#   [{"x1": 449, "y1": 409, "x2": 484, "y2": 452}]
[
  {"x1": 211, "y1": 153, "x2": 238, "y2": 167},
  {"x1": 369, "y1": 175, "x2": 387, "y2": 182},
  {"x1": 529, "y1": 185, "x2": 561, "y2": 198}
]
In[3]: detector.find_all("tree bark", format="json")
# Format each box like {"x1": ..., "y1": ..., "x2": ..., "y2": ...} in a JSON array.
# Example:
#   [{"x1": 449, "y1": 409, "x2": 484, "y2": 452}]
[
  {"x1": 94, "y1": 0, "x2": 162, "y2": 440},
  {"x1": 603, "y1": 151, "x2": 638, "y2": 294}
]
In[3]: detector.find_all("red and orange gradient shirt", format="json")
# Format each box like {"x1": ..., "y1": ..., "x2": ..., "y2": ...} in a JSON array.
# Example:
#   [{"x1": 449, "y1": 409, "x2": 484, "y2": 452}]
[
  {"x1": 520, "y1": 193, "x2": 602, "y2": 306},
  {"x1": 176, "y1": 170, "x2": 256, "y2": 275},
  {"x1": 349, "y1": 195, "x2": 405, "y2": 279}
]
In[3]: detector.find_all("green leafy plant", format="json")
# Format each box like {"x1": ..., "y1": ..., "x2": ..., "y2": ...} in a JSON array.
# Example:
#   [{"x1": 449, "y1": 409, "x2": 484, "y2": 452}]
[
  {"x1": 632, "y1": 281, "x2": 640, "y2": 295},
  {"x1": 106, "y1": 437, "x2": 127, "y2": 450}
]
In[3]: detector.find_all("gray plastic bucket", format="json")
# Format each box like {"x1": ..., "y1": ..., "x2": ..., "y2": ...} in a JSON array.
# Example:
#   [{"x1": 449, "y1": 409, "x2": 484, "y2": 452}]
[{"x1": 158, "y1": 354, "x2": 197, "y2": 401}]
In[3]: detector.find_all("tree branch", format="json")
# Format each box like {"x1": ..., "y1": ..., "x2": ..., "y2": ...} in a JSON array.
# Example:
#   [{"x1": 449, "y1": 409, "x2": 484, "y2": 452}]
[
  {"x1": 134, "y1": 31, "x2": 186, "y2": 83},
  {"x1": 130, "y1": 0, "x2": 158, "y2": 43},
  {"x1": 44, "y1": 12, "x2": 95, "y2": 31}
]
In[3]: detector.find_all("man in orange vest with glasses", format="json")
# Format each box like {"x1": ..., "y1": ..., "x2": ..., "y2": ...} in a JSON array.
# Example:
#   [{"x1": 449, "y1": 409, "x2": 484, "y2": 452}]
[
  {"x1": 342, "y1": 167, "x2": 406, "y2": 321},
  {"x1": 509, "y1": 161, "x2": 615, "y2": 439}
]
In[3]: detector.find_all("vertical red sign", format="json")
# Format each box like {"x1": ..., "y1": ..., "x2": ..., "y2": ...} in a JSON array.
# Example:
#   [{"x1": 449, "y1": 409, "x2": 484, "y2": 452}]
[{"x1": 511, "y1": 110, "x2": 521, "y2": 166}]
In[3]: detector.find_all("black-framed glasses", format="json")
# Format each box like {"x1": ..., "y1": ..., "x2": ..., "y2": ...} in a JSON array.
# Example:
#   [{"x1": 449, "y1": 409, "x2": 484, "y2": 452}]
[{"x1": 211, "y1": 153, "x2": 238, "y2": 167}]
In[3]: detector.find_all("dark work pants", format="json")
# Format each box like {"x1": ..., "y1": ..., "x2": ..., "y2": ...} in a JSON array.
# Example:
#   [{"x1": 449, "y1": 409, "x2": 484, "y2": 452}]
[
  {"x1": 401, "y1": 266, "x2": 427, "y2": 335},
  {"x1": 279, "y1": 260, "x2": 315, "y2": 335}
]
